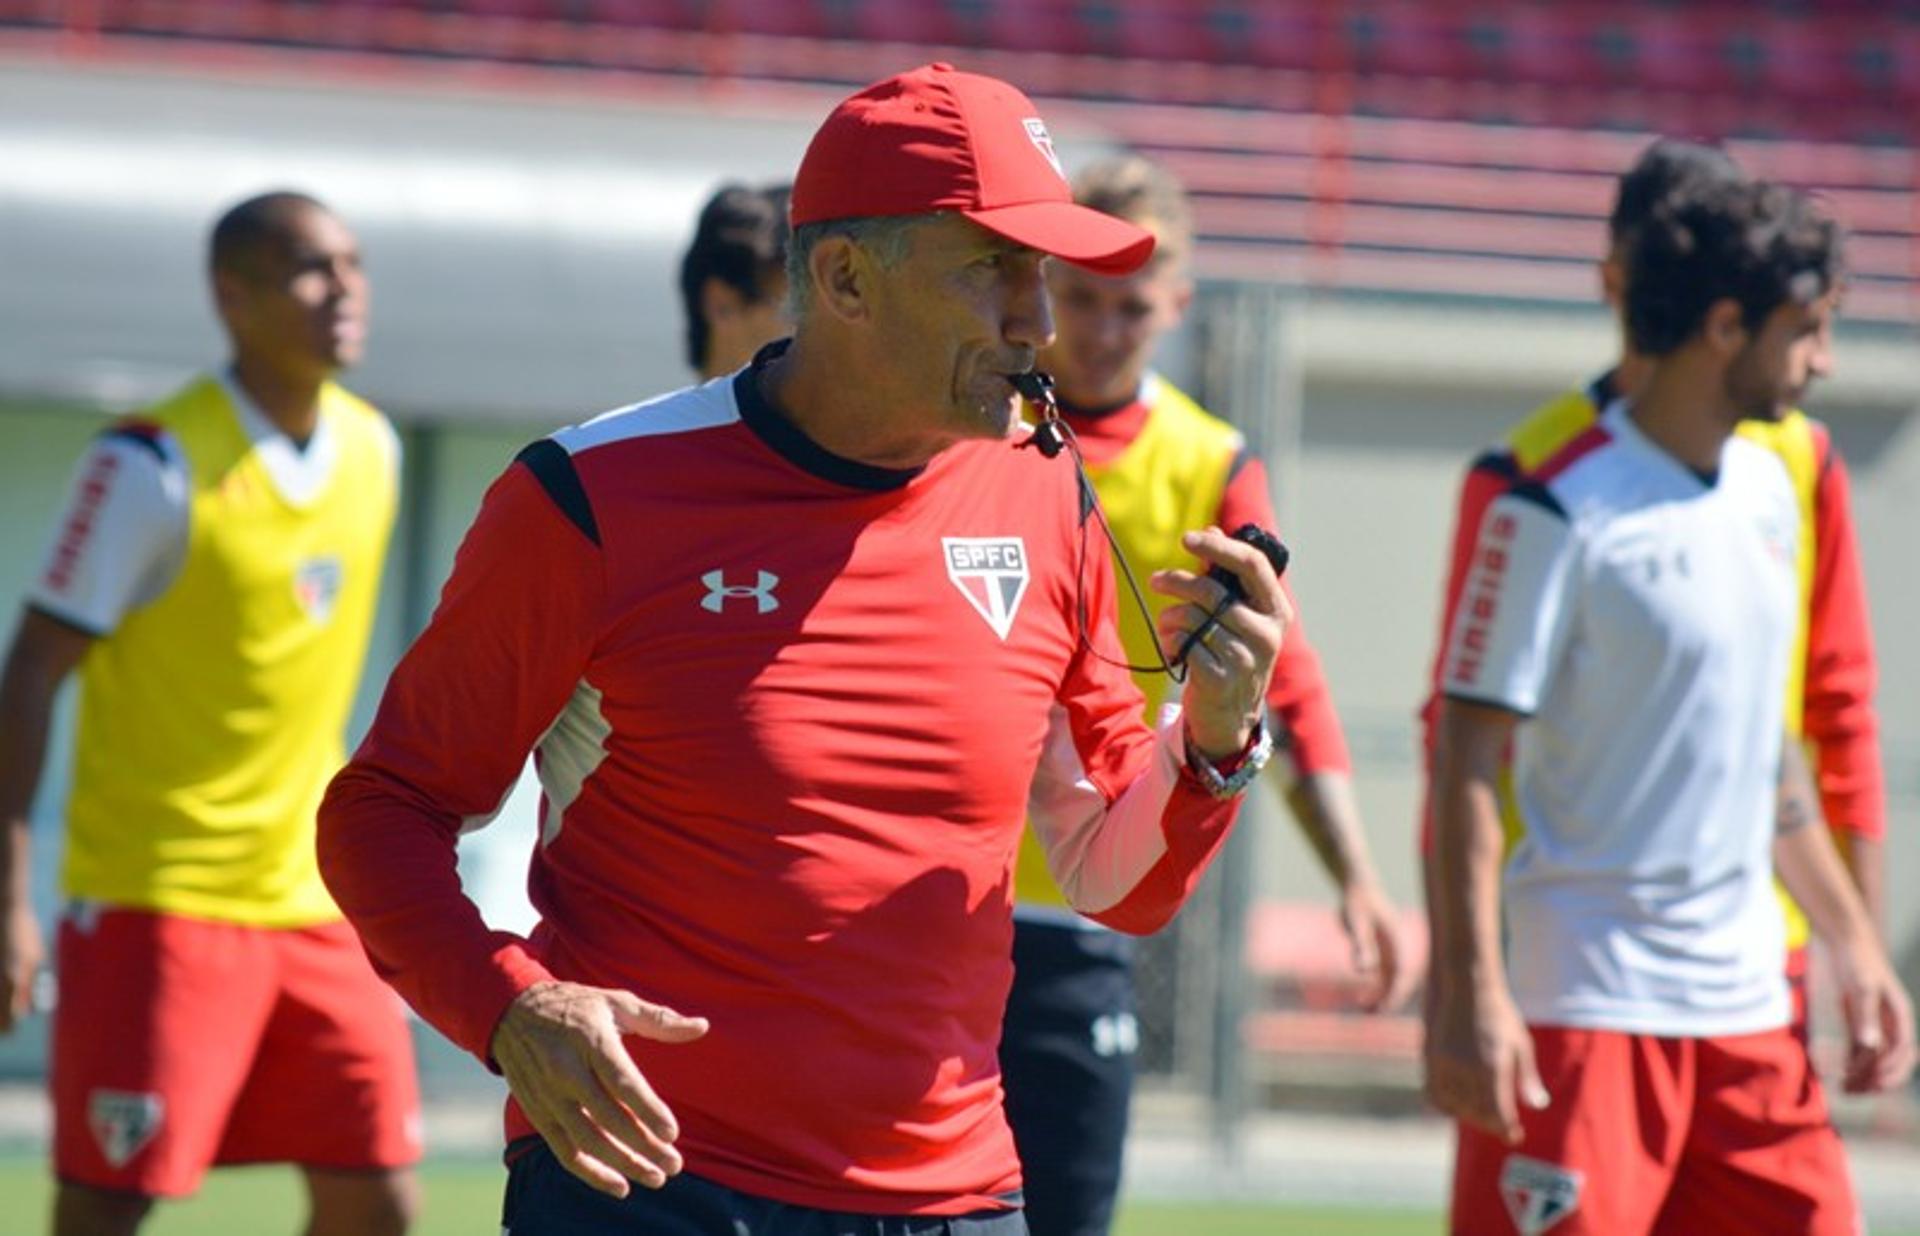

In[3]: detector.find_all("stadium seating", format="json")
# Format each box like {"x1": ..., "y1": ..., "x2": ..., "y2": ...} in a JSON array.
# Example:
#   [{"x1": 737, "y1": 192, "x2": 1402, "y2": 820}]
[{"x1": 4, "y1": 1, "x2": 1911, "y2": 315}]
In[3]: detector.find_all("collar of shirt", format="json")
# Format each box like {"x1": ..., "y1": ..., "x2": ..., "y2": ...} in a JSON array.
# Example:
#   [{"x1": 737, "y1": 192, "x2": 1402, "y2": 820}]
[{"x1": 217, "y1": 369, "x2": 341, "y2": 508}]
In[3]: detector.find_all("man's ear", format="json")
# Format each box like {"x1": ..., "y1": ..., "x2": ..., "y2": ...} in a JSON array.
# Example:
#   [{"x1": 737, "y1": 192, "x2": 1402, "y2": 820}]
[
  {"x1": 808, "y1": 236, "x2": 872, "y2": 325},
  {"x1": 700, "y1": 277, "x2": 745, "y2": 326},
  {"x1": 1598, "y1": 256, "x2": 1625, "y2": 313},
  {"x1": 210, "y1": 268, "x2": 246, "y2": 331},
  {"x1": 1703, "y1": 298, "x2": 1748, "y2": 357}
]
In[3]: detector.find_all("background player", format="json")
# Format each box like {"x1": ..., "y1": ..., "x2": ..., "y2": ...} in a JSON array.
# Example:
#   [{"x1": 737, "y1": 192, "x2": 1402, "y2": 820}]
[
  {"x1": 1419, "y1": 138, "x2": 1887, "y2": 1035},
  {"x1": 1426, "y1": 176, "x2": 1911, "y2": 1236},
  {"x1": 677, "y1": 181, "x2": 792, "y2": 381},
  {"x1": 0, "y1": 192, "x2": 419, "y2": 1234},
  {"x1": 1004, "y1": 155, "x2": 1410, "y2": 1236}
]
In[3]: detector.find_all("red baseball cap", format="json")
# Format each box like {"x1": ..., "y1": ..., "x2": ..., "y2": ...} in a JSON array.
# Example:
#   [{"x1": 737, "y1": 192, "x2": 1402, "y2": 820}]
[{"x1": 790, "y1": 63, "x2": 1155, "y2": 276}]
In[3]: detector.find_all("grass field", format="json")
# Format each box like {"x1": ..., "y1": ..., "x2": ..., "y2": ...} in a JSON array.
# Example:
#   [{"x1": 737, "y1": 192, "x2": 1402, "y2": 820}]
[
  {"x1": 7, "y1": 1156, "x2": 1915, "y2": 1235},
  {"x1": 0, "y1": 1156, "x2": 1441, "y2": 1234}
]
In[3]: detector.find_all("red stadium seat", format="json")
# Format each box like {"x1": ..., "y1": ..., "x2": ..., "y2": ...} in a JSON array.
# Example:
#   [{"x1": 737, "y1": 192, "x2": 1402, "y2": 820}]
[
  {"x1": 1499, "y1": 5, "x2": 1585, "y2": 88},
  {"x1": 1347, "y1": 2, "x2": 1475, "y2": 80},
  {"x1": 981, "y1": 0, "x2": 1099, "y2": 57},
  {"x1": 25, "y1": 0, "x2": 1914, "y2": 318},
  {"x1": 1236, "y1": 3, "x2": 1325, "y2": 73},
  {"x1": 1110, "y1": 1, "x2": 1215, "y2": 65},
  {"x1": 581, "y1": 0, "x2": 699, "y2": 33},
  {"x1": 848, "y1": 0, "x2": 967, "y2": 49}
]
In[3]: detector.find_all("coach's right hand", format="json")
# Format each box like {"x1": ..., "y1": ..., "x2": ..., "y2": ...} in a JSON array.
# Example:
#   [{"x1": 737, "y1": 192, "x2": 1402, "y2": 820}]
[
  {"x1": 491, "y1": 980, "x2": 710, "y2": 1197},
  {"x1": 1424, "y1": 979, "x2": 1549, "y2": 1146}
]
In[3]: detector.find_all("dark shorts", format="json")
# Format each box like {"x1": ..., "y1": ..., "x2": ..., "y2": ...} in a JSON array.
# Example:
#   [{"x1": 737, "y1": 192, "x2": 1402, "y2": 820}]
[
  {"x1": 998, "y1": 918, "x2": 1137, "y2": 1236},
  {"x1": 502, "y1": 1139, "x2": 1029, "y2": 1236}
]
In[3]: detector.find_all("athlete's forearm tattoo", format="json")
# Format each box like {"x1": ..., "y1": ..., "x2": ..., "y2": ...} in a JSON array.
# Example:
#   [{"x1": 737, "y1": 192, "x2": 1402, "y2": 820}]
[{"x1": 1776, "y1": 738, "x2": 1819, "y2": 838}]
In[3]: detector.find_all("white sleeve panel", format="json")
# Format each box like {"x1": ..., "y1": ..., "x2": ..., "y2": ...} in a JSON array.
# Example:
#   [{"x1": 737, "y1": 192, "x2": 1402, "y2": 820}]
[
  {"x1": 1439, "y1": 490, "x2": 1579, "y2": 715},
  {"x1": 1026, "y1": 703, "x2": 1186, "y2": 915},
  {"x1": 24, "y1": 434, "x2": 189, "y2": 636}
]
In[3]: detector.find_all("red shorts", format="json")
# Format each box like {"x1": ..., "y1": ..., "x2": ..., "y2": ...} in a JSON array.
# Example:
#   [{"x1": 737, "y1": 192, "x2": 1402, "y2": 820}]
[
  {"x1": 51, "y1": 905, "x2": 422, "y2": 1197},
  {"x1": 1451, "y1": 1024, "x2": 1857, "y2": 1236}
]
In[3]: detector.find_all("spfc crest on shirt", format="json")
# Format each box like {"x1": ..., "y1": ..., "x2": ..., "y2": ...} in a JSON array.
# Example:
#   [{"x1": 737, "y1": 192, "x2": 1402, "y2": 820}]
[
  {"x1": 294, "y1": 554, "x2": 344, "y2": 625},
  {"x1": 1500, "y1": 1154, "x2": 1583, "y2": 1235},
  {"x1": 943, "y1": 536, "x2": 1030, "y2": 641},
  {"x1": 89, "y1": 1089, "x2": 165, "y2": 1169}
]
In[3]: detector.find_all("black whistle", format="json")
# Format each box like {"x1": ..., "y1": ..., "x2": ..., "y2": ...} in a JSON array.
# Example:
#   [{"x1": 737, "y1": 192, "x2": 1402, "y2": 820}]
[
  {"x1": 1011, "y1": 371, "x2": 1067, "y2": 458},
  {"x1": 1207, "y1": 524, "x2": 1290, "y2": 601},
  {"x1": 1010, "y1": 369, "x2": 1056, "y2": 409}
]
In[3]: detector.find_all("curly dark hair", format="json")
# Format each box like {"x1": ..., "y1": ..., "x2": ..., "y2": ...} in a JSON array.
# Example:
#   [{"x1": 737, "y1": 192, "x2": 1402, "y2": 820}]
[
  {"x1": 1608, "y1": 138, "x2": 1743, "y2": 246},
  {"x1": 679, "y1": 183, "x2": 790, "y2": 372},
  {"x1": 1624, "y1": 179, "x2": 1843, "y2": 357}
]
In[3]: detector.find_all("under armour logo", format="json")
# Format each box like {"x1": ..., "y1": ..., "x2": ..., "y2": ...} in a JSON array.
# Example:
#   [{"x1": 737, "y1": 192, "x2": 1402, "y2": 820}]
[
  {"x1": 1641, "y1": 548, "x2": 1691, "y2": 584},
  {"x1": 1091, "y1": 1012, "x2": 1139, "y2": 1059},
  {"x1": 701, "y1": 569, "x2": 780, "y2": 614}
]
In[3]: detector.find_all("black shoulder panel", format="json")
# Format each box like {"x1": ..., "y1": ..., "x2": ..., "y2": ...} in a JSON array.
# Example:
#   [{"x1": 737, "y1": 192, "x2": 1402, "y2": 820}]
[
  {"x1": 100, "y1": 422, "x2": 169, "y2": 464},
  {"x1": 1505, "y1": 478, "x2": 1568, "y2": 521},
  {"x1": 514, "y1": 439, "x2": 601, "y2": 547}
]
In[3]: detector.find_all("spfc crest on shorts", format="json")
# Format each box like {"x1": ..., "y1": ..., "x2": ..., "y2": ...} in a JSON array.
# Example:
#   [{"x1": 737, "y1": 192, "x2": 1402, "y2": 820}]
[
  {"x1": 88, "y1": 1089, "x2": 165, "y2": 1169},
  {"x1": 294, "y1": 554, "x2": 344, "y2": 625},
  {"x1": 943, "y1": 536, "x2": 1030, "y2": 641},
  {"x1": 1500, "y1": 1154, "x2": 1583, "y2": 1235}
]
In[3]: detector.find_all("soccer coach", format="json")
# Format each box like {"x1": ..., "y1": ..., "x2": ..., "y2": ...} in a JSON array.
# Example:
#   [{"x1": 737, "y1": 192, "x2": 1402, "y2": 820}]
[{"x1": 319, "y1": 63, "x2": 1290, "y2": 1235}]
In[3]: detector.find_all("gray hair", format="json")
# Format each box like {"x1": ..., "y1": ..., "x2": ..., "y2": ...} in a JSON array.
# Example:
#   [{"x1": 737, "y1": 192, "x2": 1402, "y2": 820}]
[{"x1": 784, "y1": 213, "x2": 945, "y2": 319}]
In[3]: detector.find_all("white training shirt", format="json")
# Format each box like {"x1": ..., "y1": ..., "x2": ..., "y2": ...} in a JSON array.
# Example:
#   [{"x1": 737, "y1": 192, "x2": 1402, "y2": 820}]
[
  {"x1": 27, "y1": 372, "x2": 383, "y2": 637},
  {"x1": 1440, "y1": 400, "x2": 1801, "y2": 1037}
]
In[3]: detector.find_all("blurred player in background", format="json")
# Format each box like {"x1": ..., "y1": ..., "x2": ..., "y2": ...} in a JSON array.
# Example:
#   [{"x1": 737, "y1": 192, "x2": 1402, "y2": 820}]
[
  {"x1": 454, "y1": 180, "x2": 801, "y2": 937},
  {"x1": 1005, "y1": 155, "x2": 1409, "y2": 1236},
  {"x1": 1425, "y1": 177, "x2": 1912, "y2": 1235},
  {"x1": 1419, "y1": 138, "x2": 1888, "y2": 1038},
  {"x1": 678, "y1": 182, "x2": 792, "y2": 381},
  {"x1": 318, "y1": 64, "x2": 1289, "y2": 1234},
  {"x1": 0, "y1": 192, "x2": 419, "y2": 1234}
]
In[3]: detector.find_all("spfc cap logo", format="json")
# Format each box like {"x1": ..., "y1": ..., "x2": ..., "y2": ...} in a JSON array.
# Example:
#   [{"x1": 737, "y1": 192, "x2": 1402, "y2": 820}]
[
  {"x1": 89, "y1": 1089, "x2": 165, "y2": 1169},
  {"x1": 294, "y1": 554, "x2": 344, "y2": 625},
  {"x1": 1022, "y1": 117, "x2": 1066, "y2": 180},
  {"x1": 943, "y1": 536, "x2": 1030, "y2": 641},
  {"x1": 1500, "y1": 1155, "x2": 1583, "y2": 1235}
]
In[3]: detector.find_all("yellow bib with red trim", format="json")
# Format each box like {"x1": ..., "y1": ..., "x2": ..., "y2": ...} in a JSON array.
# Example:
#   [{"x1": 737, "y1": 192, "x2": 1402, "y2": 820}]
[{"x1": 64, "y1": 376, "x2": 398, "y2": 926}]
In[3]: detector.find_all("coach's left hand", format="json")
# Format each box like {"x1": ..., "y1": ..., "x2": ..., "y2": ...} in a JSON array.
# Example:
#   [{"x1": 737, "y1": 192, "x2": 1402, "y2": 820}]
[
  {"x1": 1152, "y1": 527, "x2": 1291, "y2": 760},
  {"x1": 492, "y1": 981, "x2": 710, "y2": 1197}
]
